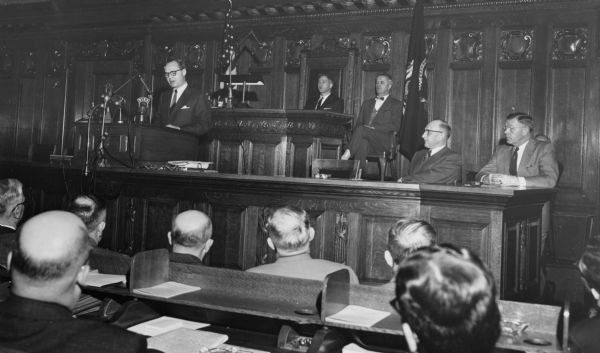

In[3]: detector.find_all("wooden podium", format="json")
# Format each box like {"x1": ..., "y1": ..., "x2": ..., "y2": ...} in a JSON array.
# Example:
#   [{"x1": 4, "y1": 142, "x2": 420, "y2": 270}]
[{"x1": 73, "y1": 121, "x2": 199, "y2": 164}]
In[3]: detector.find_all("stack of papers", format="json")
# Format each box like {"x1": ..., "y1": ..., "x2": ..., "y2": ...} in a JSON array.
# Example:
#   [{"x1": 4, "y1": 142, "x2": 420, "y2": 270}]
[
  {"x1": 133, "y1": 281, "x2": 200, "y2": 298},
  {"x1": 325, "y1": 305, "x2": 391, "y2": 327},
  {"x1": 82, "y1": 272, "x2": 126, "y2": 287},
  {"x1": 128, "y1": 316, "x2": 209, "y2": 336},
  {"x1": 147, "y1": 328, "x2": 228, "y2": 353}
]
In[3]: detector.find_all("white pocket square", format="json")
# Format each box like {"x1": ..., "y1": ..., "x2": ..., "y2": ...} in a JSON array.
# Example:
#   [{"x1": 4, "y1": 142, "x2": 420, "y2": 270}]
[{"x1": 181, "y1": 105, "x2": 191, "y2": 109}]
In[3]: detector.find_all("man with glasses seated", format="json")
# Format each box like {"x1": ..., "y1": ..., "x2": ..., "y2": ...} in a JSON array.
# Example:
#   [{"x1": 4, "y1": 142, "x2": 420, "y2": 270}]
[
  {"x1": 391, "y1": 245, "x2": 500, "y2": 353},
  {"x1": 155, "y1": 58, "x2": 211, "y2": 135},
  {"x1": 476, "y1": 112, "x2": 559, "y2": 188},
  {"x1": 397, "y1": 120, "x2": 461, "y2": 184}
]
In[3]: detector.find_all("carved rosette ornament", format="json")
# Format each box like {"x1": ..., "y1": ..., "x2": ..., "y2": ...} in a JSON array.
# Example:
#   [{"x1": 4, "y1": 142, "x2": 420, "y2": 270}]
[
  {"x1": 452, "y1": 31, "x2": 483, "y2": 63},
  {"x1": 286, "y1": 39, "x2": 310, "y2": 67},
  {"x1": 499, "y1": 30, "x2": 534, "y2": 62},
  {"x1": 249, "y1": 41, "x2": 273, "y2": 68},
  {"x1": 363, "y1": 36, "x2": 391, "y2": 65},
  {"x1": 552, "y1": 27, "x2": 588, "y2": 61},
  {"x1": 333, "y1": 212, "x2": 348, "y2": 264},
  {"x1": 153, "y1": 44, "x2": 175, "y2": 68},
  {"x1": 73, "y1": 39, "x2": 143, "y2": 59},
  {"x1": 184, "y1": 43, "x2": 207, "y2": 71},
  {"x1": 0, "y1": 46, "x2": 14, "y2": 76}
]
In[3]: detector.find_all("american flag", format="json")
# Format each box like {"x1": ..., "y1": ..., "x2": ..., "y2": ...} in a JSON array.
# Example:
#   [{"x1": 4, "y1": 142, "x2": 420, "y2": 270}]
[{"x1": 220, "y1": 0, "x2": 235, "y2": 74}]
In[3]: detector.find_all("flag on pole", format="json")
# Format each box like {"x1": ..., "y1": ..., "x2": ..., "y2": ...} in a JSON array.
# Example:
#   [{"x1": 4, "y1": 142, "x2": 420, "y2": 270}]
[
  {"x1": 220, "y1": 0, "x2": 236, "y2": 74},
  {"x1": 398, "y1": 0, "x2": 428, "y2": 160}
]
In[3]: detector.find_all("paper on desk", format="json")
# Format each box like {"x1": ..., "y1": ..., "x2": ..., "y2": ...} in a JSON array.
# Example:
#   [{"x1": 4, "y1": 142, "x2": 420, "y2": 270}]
[
  {"x1": 133, "y1": 281, "x2": 200, "y2": 298},
  {"x1": 81, "y1": 271, "x2": 126, "y2": 287},
  {"x1": 128, "y1": 316, "x2": 209, "y2": 336},
  {"x1": 147, "y1": 328, "x2": 228, "y2": 353},
  {"x1": 325, "y1": 305, "x2": 390, "y2": 327},
  {"x1": 343, "y1": 343, "x2": 382, "y2": 353}
]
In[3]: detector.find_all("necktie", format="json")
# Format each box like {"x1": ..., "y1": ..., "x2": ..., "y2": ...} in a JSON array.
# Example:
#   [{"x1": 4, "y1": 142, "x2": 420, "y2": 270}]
[
  {"x1": 423, "y1": 149, "x2": 431, "y2": 162},
  {"x1": 170, "y1": 89, "x2": 177, "y2": 109},
  {"x1": 509, "y1": 146, "x2": 519, "y2": 176},
  {"x1": 315, "y1": 97, "x2": 323, "y2": 110}
]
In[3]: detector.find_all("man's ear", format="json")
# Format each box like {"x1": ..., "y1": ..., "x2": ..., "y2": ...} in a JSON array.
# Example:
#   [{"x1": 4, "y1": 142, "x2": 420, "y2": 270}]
[
  {"x1": 267, "y1": 237, "x2": 275, "y2": 251},
  {"x1": 98, "y1": 221, "x2": 106, "y2": 233},
  {"x1": 77, "y1": 264, "x2": 90, "y2": 285},
  {"x1": 167, "y1": 231, "x2": 172, "y2": 246},
  {"x1": 11, "y1": 203, "x2": 24, "y2": 221},
  {"x1": 384, "y1": 250, "x2": 394, "y2": 268},
  {"x1": 182, "y1": 68, "x2": 187, "y2": 78},
  {"x1": 200, "y1": 239, "x2": 214, "y2": 260},
  {"x1": 308, "y1": 227, "x2": 315, "y2": 242}
]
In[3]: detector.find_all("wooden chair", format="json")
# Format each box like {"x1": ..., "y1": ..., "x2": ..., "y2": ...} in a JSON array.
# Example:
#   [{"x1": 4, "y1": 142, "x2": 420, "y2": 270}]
[
  {"x1": 311, "y1": 159, "x2": 360, "y2": 179},
  {"x1": 366, "y1": 131, "x2": 398, "y2": 181}
]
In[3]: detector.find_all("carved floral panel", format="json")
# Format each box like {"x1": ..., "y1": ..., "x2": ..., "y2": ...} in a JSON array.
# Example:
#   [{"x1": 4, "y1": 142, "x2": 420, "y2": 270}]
[
  {"x1": 363, "y1": 35, "x2": 391, "y2": 65},
  {"x1": 425, "y1": 33, "x2": 437, "y2": 60},
  {"x1": 286, "y1": 39, "x2": 310, "y2": 67},
  {"x1": 0, "y1": 46, "x2": 14, "y2": 75},
  {"x1": 153, "y1": 44, "x2": 176, "y2": 69},
  {"x1": 184, "y1": 43, "x2": 207, "y2": 71},
  {"x1": 452, "y1": 31, "x2": 483, "y2": 63},
  {"x1": 552, "y1": 27, "x2": 588, "y2": 61},
  {"x1": 499, "y1": 29, "x2": 534, "y2": 62}
]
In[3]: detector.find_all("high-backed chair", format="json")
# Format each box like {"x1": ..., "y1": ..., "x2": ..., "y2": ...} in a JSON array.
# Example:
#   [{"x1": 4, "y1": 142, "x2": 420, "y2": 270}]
[
  {"x1": 311, "y1": 159, "x2": 360, "y2": 179},
  {"x1": 366, "y1": 131, "x2": 398, "y2": 181}
]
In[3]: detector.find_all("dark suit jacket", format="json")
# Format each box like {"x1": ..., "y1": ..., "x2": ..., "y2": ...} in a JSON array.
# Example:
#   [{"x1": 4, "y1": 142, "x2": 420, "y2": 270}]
[
  {"x1": 0, "y1": 294, "x2": 147, "y2": 353},
  {"x1": 402, "y1": 147, "x2": 461, "y2": 184},
  {"x1": 570, "y1": 316, "x2": 600, "y2": 353},
  {"x1": 169, "y1": 252, "x2": 203, "y2": 264},
  {"x1": 476, "y1": 138, "x2": 559, "y2": 188},
  {"x1": 155, "y1": 85, "x2": 212, "y2": 135},
  {"x1": 303, "y1": 94, "x2": 344, "y2": 113},
  {"x1": 355, "y1": 96, "x2": 402, "y2": 132}
]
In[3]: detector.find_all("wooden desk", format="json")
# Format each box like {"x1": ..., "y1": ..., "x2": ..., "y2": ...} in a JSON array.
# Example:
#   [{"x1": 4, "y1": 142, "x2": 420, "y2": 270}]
[
  {"x1": 1, "y1": 162, "x2": 555, "y2": 300},
  {"x1": 208, "y1": 109, "x2": 352, "y2": 177}
]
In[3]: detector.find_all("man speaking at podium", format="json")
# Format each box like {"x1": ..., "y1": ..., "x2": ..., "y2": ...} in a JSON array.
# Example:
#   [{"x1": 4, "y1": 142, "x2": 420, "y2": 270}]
[{"x1": 155, "y1": 58, "x2": 212, "y2": 135}]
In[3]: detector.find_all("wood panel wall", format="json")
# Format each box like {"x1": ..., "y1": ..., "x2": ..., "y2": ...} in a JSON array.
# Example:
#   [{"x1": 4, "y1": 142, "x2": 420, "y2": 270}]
[{"x1": 0, "y1": 0, "x2": 598, "y2": 262}]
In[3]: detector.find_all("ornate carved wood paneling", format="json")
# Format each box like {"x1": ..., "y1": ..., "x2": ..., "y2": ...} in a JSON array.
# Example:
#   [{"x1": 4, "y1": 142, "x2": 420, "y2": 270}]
[
  {"x1": 499, "y1": 29, "x2": 534, "y2": 62},
  {"x1": 362, "y1": 36, "x2": 391, "y2": 65},
  {"x1": 452, "y1": 31, "x2": 484, "y2": 64},
  {"x1": 184, "y1": 43, "x2": 207, "y2": 71},
  {"x1": 21, "y1": 49, "x2": 37, "y2": 76},
  {"x1": 286, "y1": 39, "x2": 309, "y2": 68},
  {"x1": 552, "y1": 27, "x2": 588, "y2": 62},
  {"x1": 0, "y1": 45, "x2": 14, "y2": 76}
]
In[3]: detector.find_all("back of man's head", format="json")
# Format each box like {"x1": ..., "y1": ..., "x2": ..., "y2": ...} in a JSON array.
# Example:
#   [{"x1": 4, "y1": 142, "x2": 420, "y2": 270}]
[
  {"x1": 170, "y1": 210, "x2": 213, "y2": 260},
  {"x1": 0, "y1": 178, "x2": 24, "y2": 225},
  {"x1": 393, "y1": 245, "x2": 500, "y2": 353},
  {"x1": 265, "y1": 206, "x2": 313, "y2": 254},
  {"x1": 9, "y1": 211, "x2": 91, "y2": 310},
  {"x1": 386, "y1": 218, "x2": 435, "y2": 267},
  {"x1": 67, "y1": 194, "x2": 107, "y2": 245}
]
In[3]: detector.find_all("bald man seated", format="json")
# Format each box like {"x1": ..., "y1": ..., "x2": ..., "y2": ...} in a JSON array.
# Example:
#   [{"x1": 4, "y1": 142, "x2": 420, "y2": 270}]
[
  {"x1": 0, "y1": 211, "x2": 147, "y2": 353},
  {"x1": 168, "y1": 210, "x2": 213, "y2": 264},
  {"x1": 247, "y1": 206, "x2": 359, "y2": 284}
]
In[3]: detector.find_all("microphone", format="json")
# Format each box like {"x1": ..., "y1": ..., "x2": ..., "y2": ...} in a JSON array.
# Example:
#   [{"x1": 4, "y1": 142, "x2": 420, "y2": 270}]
[{"x1": 101, "y1": 82, "x2": 113, "y2": 102}]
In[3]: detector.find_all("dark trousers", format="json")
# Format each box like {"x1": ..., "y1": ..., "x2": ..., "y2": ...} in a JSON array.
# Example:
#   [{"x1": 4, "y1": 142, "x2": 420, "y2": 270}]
[{"x1": 348, "y1": 126, "x2": 391, "y2": 169}]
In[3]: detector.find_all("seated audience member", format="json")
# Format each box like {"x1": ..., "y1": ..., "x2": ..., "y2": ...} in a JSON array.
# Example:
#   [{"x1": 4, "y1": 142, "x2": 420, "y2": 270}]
[
  {"x1": 168, "y1": 210, "x2": 213, "y2": 264},
  {"x1": 392, "y1": 245, "x2": 501, "y2": 353},
  {"x1": 68, "y1": 194, "x2": 130, "y2": 273},
  {"x1": 247, "y1": 206, "x2": 359, "y2": 283},
  {"x1": 384, "y1": 218, "x2": 435, "y2": 275},
  {"x1": 476, "y1": 112, "x2": 559, "y2": 188},
  {"x1": 398, "y1": 120, "x2": 461, "y2": 184},
  {"x1": 569, "y1": 247, "x2": 600, "y2": 353},
  {"x1": 0, "y1": 211, "x2": 147, "y2": 353}
]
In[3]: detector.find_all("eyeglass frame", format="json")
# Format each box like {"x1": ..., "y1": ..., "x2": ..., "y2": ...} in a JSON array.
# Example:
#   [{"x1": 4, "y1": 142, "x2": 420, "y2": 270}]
[
  {"x1": 164, "y1": 69, "x2": 183, "y2": 78},
  {"x1": 424, "y1": 129, "x2": 444, "y2": 135}
]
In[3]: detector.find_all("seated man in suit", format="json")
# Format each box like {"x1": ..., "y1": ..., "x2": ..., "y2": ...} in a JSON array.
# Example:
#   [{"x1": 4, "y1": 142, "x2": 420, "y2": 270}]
[
  {"x1": 384, "y1": 218, "x2": 435, "y2": 276},
  {"x1": 168, "y1": 210, "x2": 213, "y2": 264},
  {"x1": 303, "y1": 73, "x2": 344, "y2": 113},
  {"x1": 341, "y1": 74, "x2": 402, "y2": 169},
  {"x1": 68, "y1": 195, "x2": 131, "y2": 274},
  {"x1": 0, "y1": 211, "x2": 147, "y2": 353},
  {"x1": 155, "y1": 58, "x2": 212, "y2": 135},
  {"x1": 392, "y1": 245, "x2": 501, "y2": 353},
  {"x1": 398, "y1": 120, "x2": 461, "y2": 184},
  {"x1": 476, "y1": 112, "x2": 559, "y2": 188},
  {"x1": 247, "y1": 206, "x2": 359, "y2": 283}
]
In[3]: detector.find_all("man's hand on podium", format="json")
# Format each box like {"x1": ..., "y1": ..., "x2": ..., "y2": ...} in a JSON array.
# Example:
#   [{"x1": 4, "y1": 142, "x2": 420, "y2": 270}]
[{"x1": 166, "y1": 124, "x2": 181, "y2": 130}]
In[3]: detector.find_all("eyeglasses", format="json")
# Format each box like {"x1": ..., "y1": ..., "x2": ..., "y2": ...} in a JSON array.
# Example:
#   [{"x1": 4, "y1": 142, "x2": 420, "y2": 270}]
[
  {"x1": 164, "y1": 69, "x2": 183, "y2": 78},
  {"x1": 424, "y1": 129, "x2": 443, "y2": 135}
]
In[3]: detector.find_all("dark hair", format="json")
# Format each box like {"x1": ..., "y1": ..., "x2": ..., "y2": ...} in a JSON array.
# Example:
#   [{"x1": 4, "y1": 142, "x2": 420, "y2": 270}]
[
  {"x1": 394, "y1": 245, "x2": 500, "y2": 353},
  {"x1": 317, "y1": 73, "x2": 334, "y2": 84},
  {"x1": 506, "y1": 112, "x2": 534, "y2": 132},
  {"x1": 265, "y1": 206, "x2": 311, "y2": 250},
  {"x1": 67, "y1": 195, "x2": 106, "y2": 233},
  {"x1": 377, "y1": 73, "x2": 393, "y2": 81},
  {"x1": 0, "y1": 178, "x2": 23, "y2": 215},
  {"x1": 171, "y1": 217, "x2": 212, "y2": 248},
  {"x1": 10, "y1": 227, "x2": 91, "y2": 281},
  {"x1": 165, "y1": 58, "x2": 186, "y2": 70},
  {"x1": 388, "y1": 218, "x2": 435, "y2": 264}
]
